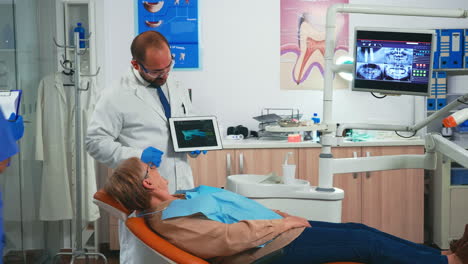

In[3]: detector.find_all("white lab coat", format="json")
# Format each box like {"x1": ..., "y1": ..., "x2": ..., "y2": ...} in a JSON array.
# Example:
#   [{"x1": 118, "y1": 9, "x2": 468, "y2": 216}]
[
  {"x1": 35, "y1": 72, "x2": 100, "y2": 222},
  {"x1": 86, "y1": 67, "x2": 195, "y2": 192},
  {"x1": 86, "y1": 68, "x2": 195, "y2": 264}
]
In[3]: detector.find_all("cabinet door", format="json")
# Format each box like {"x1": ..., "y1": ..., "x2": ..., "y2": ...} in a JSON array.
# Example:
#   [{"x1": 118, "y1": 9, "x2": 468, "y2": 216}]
[
  {"x1": 189, "y1": 150, "x2": 235, "y2": 188},
  {"x1": 235, "y1": 148, "x2": 298, "y2": 176},
  {"x1": 332, "y1": 147, "x2": 363, "y2": 223},
  {"x1": 297, "y1": 148, "x2": 321, "y2": 185},
  {"x1": 361, "y1": 146, "x2": 424, "y2": 243}
]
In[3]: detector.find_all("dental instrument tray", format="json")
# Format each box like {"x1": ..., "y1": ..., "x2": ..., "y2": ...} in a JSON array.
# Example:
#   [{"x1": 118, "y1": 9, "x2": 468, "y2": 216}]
[
  {"x1": 253, "y1": 113, "x2": 282, "y2": 123},
  {"x1": 277, "y1": 118, "x2": 300, "y2": 127},
  {"x1": 254, "y1": 108, "x2": 303, "y2": 139}
]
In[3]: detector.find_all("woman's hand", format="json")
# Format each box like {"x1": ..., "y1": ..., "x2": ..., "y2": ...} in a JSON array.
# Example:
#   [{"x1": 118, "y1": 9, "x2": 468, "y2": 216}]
[
  {"x1": 283, "y1": 215, "x2": 311, "y2": 230},
  {"x1": 272, "y1": 209, "x2": 292, "y2": 218}
]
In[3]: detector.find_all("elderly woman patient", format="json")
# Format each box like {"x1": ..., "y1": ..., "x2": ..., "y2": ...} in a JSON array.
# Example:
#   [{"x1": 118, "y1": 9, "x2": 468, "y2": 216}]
[{"x1": 104, "y1": 157, "x2": 468, "y2": 264}]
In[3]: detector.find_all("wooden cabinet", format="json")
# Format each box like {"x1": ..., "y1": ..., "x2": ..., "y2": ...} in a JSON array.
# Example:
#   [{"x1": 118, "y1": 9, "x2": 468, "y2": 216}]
[
  {"x1": 361, "y1": 146, "x2": 424, "y2": 243},
  {"x1": 332, "y1": 147, "x2": 364, "y2": 224},
  {"x1": 299, "y1": 146, "x2": 424, "y2": 243},
  {"x1": 235, "y1": 148, "x2": 299, "y2": 175},
  {"x1": 190, "y1": 148, "x2": 299, "y2": 187},
  {"x1": 189, "y1": 149, "x2": 235, "y2": 187}
]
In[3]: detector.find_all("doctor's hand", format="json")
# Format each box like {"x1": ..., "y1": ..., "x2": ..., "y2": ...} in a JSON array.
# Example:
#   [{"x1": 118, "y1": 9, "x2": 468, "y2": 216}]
[
  {"x1": 188, "y1": 150, "x2": 207, "y2": 158},
  {"x1": 141, "y1": 147, "x2": 164, "y2": 167},
  {"x1": 8, "y1": 113, "x2": 24, "y2": 141}
]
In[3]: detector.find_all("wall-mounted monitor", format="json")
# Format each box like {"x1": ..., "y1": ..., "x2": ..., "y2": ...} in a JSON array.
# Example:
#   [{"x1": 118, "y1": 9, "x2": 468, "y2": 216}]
[{"x1": 352, "y1": 27, "x2": 435, "y2": 96}]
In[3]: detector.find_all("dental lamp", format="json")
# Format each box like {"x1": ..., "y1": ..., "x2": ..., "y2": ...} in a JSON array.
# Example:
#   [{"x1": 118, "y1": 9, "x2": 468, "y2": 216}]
[{"x1": 315, "y1": 4, "x2": 468, "y2": 192}]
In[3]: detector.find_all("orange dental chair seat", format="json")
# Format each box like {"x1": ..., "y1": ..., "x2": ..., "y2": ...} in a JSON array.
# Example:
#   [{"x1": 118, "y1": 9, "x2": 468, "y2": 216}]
[{"x1": 93, "y1": 189, "x2": 363, "y2": 264}]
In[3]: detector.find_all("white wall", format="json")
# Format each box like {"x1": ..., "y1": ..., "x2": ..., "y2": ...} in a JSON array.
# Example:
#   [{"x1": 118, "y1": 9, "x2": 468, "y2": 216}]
[{"x1": 96, "y1": 0, "x2": 468, "y2": 133}]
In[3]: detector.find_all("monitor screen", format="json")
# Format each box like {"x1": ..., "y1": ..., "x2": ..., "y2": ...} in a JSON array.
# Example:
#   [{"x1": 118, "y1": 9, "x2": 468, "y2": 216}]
[{"x1": 352, "y1": 28, "x2": 434, "y2": 96}]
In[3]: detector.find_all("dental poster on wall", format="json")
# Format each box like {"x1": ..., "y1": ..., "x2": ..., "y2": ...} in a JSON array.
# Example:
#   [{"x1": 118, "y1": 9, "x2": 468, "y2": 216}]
[
  {"x1": 136, "y1": 0, "x2": 199, "y2": 69},
  {"x1": 281, "y1": 0, "x2": 349, "y2": 90}
]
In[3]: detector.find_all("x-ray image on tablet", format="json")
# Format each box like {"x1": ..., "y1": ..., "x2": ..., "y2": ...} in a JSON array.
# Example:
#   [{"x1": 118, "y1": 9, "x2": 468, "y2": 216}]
[{"x1": 169, "y1": 116, "x2": 223, "y2": 152}]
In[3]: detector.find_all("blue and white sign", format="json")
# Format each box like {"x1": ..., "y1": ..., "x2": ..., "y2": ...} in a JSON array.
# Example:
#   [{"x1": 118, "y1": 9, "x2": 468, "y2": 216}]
[{"x1": 136, "y1": 0, "x2": 199, "y2": 69}]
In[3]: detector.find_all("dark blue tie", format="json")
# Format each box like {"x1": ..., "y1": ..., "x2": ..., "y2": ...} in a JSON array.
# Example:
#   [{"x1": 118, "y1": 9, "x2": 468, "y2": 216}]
[{"x1": 155, "y1": 86, "x2": 171, "y2": 119}]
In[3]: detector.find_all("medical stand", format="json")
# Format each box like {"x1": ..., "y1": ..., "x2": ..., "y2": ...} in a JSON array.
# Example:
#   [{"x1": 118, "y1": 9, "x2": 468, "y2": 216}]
[
  {"x1": 52, "y1": 32, "x2": 106, "y2": 264},
  {"x1": 315, "y1": 5, "x2": 468, "y2": 192}
]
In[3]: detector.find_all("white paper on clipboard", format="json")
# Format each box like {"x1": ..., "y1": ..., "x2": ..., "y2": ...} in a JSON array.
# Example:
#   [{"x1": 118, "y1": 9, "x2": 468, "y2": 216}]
[{"x1": 0, "y1": 90, "x2": 22, "y2": 120}]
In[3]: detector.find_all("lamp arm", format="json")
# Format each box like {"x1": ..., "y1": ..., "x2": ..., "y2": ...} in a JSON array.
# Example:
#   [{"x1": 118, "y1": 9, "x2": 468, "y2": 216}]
[{"x1": 426, "y1": 134, "x2": 468, "y2": 168}]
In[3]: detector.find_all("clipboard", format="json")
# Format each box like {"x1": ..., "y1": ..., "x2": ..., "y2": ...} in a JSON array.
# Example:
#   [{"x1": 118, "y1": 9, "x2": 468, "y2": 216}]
[{"x1": 0, "y1": 90, "x2": 22, "y2": 120}]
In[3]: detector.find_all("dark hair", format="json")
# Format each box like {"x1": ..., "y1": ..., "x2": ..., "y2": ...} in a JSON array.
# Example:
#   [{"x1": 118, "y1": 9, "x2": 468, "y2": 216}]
[
  {"x1": 131, "y1": 31, "x2": 170, "y2": 63},
  {"x1": 104, "y1": 157, "x2": 150, "y2": 211}
]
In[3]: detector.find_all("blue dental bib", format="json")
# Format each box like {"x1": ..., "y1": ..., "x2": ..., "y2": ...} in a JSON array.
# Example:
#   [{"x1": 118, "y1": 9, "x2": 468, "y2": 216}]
[{"x1": 162, "y1": 185, "x2": 282, "y2": 224}]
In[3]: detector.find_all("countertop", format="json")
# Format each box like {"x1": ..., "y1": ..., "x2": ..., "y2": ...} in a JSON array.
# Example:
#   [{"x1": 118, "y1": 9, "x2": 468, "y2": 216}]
[{"x1": 221, "y1": 138, "x2": 425, "y2": 149}]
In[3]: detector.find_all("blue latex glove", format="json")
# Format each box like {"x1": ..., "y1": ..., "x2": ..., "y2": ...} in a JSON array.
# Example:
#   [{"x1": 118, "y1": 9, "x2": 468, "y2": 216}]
[
  {"x1": 141, "y1": 147, "x2": 164, "y2": 167},
  {"x1": 8, "y1": 113, "x2": 24, "y2": 141},
  {"x1": 190, "y1": 150, "x2": 208, "y2": 155},
  {"x1": 189, "y1": 150, "x2": 208, "y2": 158}
]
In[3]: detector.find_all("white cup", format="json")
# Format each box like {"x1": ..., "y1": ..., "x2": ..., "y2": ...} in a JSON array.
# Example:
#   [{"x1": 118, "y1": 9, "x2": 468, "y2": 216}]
[{"x1": 282, "y1": 164, "x2": 296, "y2": 185}]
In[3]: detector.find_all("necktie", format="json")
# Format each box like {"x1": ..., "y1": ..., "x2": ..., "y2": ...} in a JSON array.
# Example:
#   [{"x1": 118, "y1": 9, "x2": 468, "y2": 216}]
[{"x1": 155, "y1": 86, "x2": 171, "y2": 119}]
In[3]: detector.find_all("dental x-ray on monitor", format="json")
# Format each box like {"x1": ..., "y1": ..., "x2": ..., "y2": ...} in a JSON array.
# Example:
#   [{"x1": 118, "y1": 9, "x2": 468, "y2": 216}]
[{"x1": 352, "y1": 28, "x2": 435, "y2": 96}]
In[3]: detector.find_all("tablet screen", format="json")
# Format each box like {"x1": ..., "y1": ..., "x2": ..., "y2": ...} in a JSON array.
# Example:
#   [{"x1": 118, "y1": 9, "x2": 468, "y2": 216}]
[{"x1": 169, "y1": 116, "x2": 223, "y2": 152}]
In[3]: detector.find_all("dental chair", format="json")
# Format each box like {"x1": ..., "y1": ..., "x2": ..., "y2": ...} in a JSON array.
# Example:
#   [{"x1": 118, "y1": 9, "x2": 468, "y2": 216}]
[{"x1": 93, "y1": 189, "x2": 362, "y2": 264}]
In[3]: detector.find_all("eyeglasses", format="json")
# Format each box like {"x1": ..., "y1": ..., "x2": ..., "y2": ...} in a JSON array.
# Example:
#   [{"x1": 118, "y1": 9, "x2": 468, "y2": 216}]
[
  {"x1": 138, "y1": 58, "x2": 174, "y2": 79},
  {"x1": 144, "y1": 162, "x2": 156, "y2": 179}
]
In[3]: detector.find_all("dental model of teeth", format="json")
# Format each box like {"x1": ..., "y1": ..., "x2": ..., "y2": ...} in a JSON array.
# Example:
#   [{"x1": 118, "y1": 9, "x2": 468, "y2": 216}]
[
  {"x1": 145, "y1": 20, "x2": 163, "y2": 28},
  {"x1": 143, "y1": 1, "x2": 164, "y2": 13}
]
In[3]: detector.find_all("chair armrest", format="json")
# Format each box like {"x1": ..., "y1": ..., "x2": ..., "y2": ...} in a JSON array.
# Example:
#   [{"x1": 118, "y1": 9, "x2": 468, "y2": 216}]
[{"x1": 126, "y1": 217, "x2": 209, "y2": 264}]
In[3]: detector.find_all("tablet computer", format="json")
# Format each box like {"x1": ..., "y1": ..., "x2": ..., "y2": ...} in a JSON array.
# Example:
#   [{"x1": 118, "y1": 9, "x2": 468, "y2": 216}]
[
  {"x1": 0, "y1": 90, "x2": 22, "y2": 120},
  {"x1": 169, "y1": 116, "x2": 223, "y2": 152}
]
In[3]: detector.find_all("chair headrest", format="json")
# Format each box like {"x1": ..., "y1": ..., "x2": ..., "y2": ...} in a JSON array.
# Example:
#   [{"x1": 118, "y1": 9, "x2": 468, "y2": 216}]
[{"x1": 93, "y1": 189, "x2": 131, "y2": 221}]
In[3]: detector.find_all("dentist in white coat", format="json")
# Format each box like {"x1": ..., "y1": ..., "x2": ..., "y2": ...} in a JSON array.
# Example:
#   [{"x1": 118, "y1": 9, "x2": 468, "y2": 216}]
[{"x1": 86, "y1": 31, "x2": 202, "y2": 263}]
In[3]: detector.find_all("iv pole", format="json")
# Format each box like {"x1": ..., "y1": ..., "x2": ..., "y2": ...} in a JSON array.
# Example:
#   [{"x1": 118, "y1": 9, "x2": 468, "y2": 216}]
[
  {"x1": 52, "y1": 32, "x2": 107, "y2": 264},
  {"x1": 316, "y1": 5, "x2": 468, "y2": 191}
]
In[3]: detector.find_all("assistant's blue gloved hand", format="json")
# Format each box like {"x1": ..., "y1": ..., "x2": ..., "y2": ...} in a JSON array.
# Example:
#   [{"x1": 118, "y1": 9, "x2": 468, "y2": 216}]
[
  {"x1": 8, "y1": 113, "x2": 24, "y2": 141},
  {"x1": 189, "y1": 150, "x2": 208, "y2": 158},
  {"x1": 141, "y1": 146, "x2": 164, "y2": 167}
]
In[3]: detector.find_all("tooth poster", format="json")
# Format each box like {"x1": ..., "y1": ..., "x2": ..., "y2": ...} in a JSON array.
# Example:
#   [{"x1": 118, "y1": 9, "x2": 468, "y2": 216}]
[
  {"x1": 137, "y1": 0, "x2": 199, "y2": 69},
  {"x1": 281, "y1": 0, "x2": 349, "y2": 90}
]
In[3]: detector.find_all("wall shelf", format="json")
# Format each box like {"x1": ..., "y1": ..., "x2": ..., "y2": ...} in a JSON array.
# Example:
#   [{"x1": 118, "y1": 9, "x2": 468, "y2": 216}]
[{"x1": 433, "y1": 68, "x2": 468, "y2": 75}]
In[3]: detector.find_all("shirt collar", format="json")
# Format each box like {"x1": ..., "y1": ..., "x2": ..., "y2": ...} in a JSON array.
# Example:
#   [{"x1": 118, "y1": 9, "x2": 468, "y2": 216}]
[{"x1": 131, "y1": 67, "x2": 152, "y2": 88}]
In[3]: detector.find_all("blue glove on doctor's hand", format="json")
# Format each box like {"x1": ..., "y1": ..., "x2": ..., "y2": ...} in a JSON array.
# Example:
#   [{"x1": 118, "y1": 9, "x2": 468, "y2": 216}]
[
  {"x1": 141, "y1": 147, "x2": 164, "y2": 168},
  {"x1": 8, "y1": 113, "x2": 24, "y2": 141},
  {"x1": 189, "y1": 150, "x2": 208, "y2": 158}
]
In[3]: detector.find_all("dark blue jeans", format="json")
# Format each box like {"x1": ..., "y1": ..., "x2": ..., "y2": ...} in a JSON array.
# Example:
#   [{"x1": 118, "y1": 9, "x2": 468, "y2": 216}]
[{"x1": 272, "y1": 221, "x2": 447, "y2": 264}]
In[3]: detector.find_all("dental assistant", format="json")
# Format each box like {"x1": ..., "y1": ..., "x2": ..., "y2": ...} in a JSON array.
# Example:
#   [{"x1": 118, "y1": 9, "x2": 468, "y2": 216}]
[
  {"x1": 86, "y1": 30, "x2": 197, "y2": 193},
  {"x1": 0, "y1": 107, "x2": 24, "y2": 264},
  {"x1": 0, "y1": 108, "x2": 23, "y2": 173}
]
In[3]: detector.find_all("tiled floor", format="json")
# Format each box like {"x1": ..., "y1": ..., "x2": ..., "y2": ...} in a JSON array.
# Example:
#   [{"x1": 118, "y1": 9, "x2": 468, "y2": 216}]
[{"x1": 3, "y1": 249, "x2": 119, "y2": 264}]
